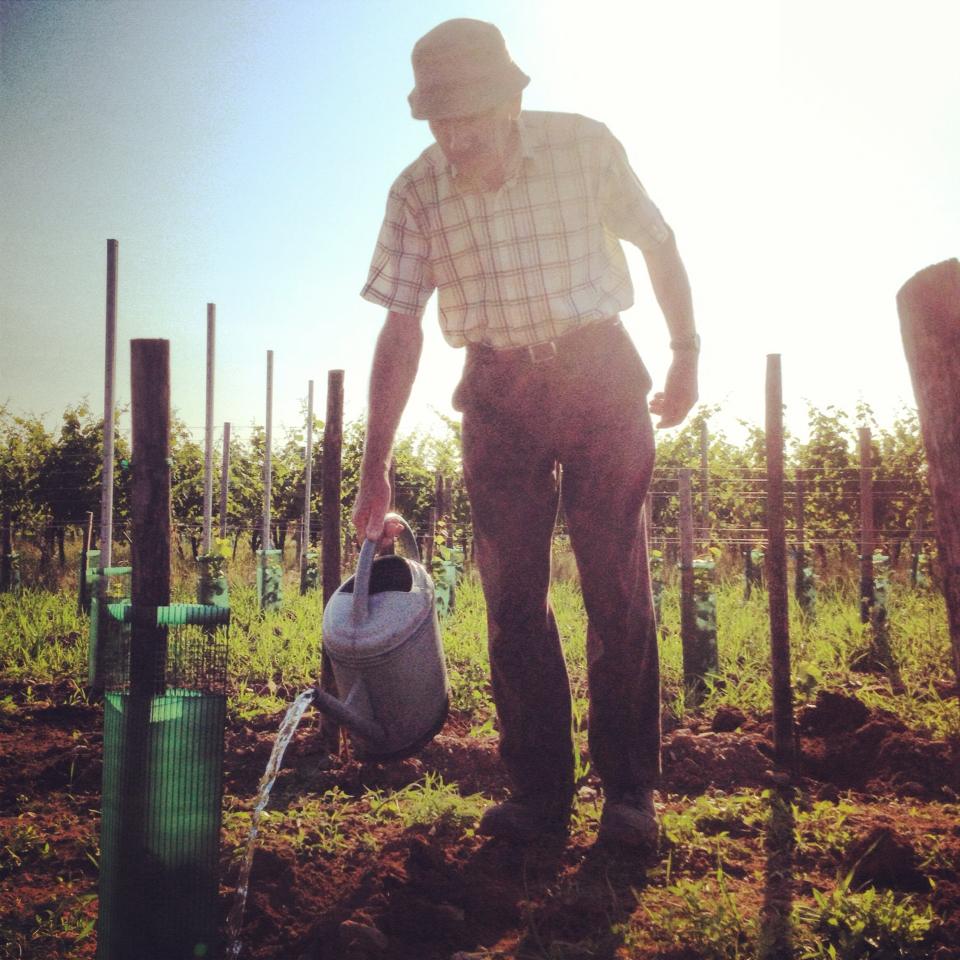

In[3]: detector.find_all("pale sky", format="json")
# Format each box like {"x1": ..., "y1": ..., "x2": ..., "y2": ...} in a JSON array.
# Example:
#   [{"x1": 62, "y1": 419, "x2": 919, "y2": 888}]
[{"x1": 2, "y1": 0, "x2": 957, "y2": 447}]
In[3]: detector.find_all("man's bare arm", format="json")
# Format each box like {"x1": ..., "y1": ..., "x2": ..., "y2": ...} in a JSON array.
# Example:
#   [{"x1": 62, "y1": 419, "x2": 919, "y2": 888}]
[
  {"x1": 352, "y1": 311, "x2": 424, "y2": 542},
  {"x1": 642, "y1": 229, "x2": 699, "y2": 429}
]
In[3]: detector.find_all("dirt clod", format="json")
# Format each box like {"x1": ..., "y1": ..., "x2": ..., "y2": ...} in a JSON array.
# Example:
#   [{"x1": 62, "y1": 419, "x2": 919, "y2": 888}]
[
  {"x1": 711, "y1": 704, "x2": 747, "y2": 732},
  {"x1": 843, "y1": 826, "x2": 929, "y2": 892},
  {"x1": 339, "y1": 919, "x2": 388, "y2": 954},
  {"x1": 797, "y1": 689, "x2": 870, "y2": 734}
]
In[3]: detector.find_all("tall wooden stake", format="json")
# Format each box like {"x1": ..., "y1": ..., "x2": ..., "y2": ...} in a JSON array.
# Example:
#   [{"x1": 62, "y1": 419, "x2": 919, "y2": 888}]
[
  {"x1": 897, "y1": 258, "x2": 960, "y2": 682},
  {"x1": 322, "y1": 369, "x2": 344, "y2": 602},
  {"x1": 765, "y1": 354, "x2": 794, "y2": 771},
  {"x1": 129, "y1": 339, "x2": 171, "y2": 694},
  {"x1": 101, "y1": 239, "x2": 119, "y2": 567},
  {"x1": 201, "y1": 304, "x2": 216, "y2": 555},
  {"x1": 858, "y1": 427, "x2": 875, "y2": 623},
  {"x1": 107, "y1": 338, "x2": 173, "y2": 959},
  {"x1": 319, "y1": 370, "x2": 345, "y2": 751}
]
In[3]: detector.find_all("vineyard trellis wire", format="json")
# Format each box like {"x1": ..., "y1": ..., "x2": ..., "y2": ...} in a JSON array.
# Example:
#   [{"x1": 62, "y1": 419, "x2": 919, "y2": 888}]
[{"x1": 1, "y1": 395, "x2": 939, "y2": 595}]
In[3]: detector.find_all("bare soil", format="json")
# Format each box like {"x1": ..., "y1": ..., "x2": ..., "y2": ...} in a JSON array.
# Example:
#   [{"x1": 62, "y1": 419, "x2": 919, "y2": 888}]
[{"x1": 1, "y1": 680, "x2": 958, "y2": 959}]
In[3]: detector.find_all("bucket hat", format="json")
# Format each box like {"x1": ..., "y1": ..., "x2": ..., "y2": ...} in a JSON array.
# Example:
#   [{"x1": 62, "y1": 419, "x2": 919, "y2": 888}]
[{"x1": 408, "y1": 18, "x2": 530, "y2": 121}]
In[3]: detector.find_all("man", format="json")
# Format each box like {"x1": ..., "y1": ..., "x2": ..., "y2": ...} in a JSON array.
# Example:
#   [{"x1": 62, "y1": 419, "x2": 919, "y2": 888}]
[{"x1": 353, "y1": 18, "x2": 699, "y2": 848}]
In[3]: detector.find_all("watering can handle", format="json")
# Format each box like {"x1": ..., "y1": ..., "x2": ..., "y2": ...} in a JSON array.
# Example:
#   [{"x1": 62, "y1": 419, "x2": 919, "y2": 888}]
[{"x1": 352, "y1": 513, "x2": 421, "y2": 625}]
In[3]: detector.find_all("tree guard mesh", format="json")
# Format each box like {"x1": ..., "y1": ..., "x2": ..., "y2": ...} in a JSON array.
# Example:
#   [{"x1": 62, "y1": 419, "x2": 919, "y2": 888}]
[{"x1": 96, "y1": 572, "x2": 229, "y2": 960}]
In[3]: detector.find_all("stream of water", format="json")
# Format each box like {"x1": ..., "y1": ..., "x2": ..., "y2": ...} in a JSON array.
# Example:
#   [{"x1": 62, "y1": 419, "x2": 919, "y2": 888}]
[{"x1": 224, "y1": 687, "x2": 317, "y2": 960}]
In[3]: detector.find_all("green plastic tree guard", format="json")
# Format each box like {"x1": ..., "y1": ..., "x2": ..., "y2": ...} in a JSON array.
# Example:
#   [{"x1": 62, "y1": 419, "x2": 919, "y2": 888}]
[
  {"x1": 868, "y1": 550, "x2": 895, "y2": 668},
  {"x1": 197, "y1": 554, "x2": 229, "y2": 609},
  {"x1": 96, "y1": 601, "x2": 230, "y2": 960},
  {"x1": 301, "y1": 548, "x2": 319, "y2": 595},
  {"x1": 1, "y1": 551, "x2": 20, "y2": 595},
  {"x1": 797, "y1": 563, "x2": 817, "y2": 616},
  {"x1": 650, "y1": 549, "x2": 665, "y2": 627},
  {"x1": 257, "y1": 548, "x2": 282, "y2": 612},
  {"x1": 688, "y1": 558, "x2": 719, "y2": 702},
  {"x1": 99, "y1": 689, "x2": 225, "y2": 959}
]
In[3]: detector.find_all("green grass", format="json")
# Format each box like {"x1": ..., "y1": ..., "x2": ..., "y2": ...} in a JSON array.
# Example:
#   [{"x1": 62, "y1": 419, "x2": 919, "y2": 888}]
[
  {"x1": 366, "y1": 771, "x2": 488, "y2": 834},
  {"x1": 1, "y1": 565, "x2": 957, "y2": 738},
  {"x1": 0, "y1": 589, "x2": 88, "y2": 681}
]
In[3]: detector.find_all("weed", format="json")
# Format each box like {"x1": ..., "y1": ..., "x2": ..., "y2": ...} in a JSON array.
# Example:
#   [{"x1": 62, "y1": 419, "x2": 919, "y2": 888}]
[
  {"x1": 661, "y1": 790, "x2": 765, "y2": 861},
  {"x1": 227, "y1": 680, "x2": 287, "y2": 723},
  {"x1": 468, "y1": 715, "x2": 496, "y2": 738},
  {"x1": 447, "y1": 658, "x2": 494, "y2": 722},
  {"x1": 916, "y1": 831, "x2": 955, "y2": 872},
  {"x1": 0, "y1": 818, "x2": 51, "y2": 875},
  {"x1": 793, "y1": 798, "x2": 857, "y2": 859},
  {"x1": 794, "y1": 873, "x2": 934, "y2": 959},
  {"x1": 29, "y1": 888, "x2": 97, "y2": 946},
  {"x1": 634, "y1": 865, "x2": 758, "y2": 959},
  {"x1": 256, "y1": 788, "x2": 367, "y2": 857},
  {"x1": 367, "y1": 772, "x2": 486, "y2": 834}
]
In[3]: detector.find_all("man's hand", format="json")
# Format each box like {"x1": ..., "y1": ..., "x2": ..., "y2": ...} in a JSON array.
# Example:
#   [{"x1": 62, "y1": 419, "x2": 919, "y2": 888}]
[
  {"x1": 351, "y1": 469, "x2": 404, "y2": 548},
  {"x1": 649, "y1": 353, "x2": 698, "y2": 429}
]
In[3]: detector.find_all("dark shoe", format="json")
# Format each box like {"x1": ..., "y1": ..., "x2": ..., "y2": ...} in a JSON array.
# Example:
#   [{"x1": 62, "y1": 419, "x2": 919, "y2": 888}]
[
  {"x1": 598, "y1": 789, "x2": 659, "y2": 849},
  {"x1": 478, "y1": 793, "x2": 571, "y2": 842}
]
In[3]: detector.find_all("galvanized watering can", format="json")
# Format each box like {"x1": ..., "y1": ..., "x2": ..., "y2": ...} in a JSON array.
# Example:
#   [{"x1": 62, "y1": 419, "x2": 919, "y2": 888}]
[{"x1": 314, "y1": 515, "x2": 449, "y2": 760}]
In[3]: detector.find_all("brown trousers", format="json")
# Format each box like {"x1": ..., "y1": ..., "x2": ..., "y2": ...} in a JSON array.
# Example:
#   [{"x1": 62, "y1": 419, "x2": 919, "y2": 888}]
[{"x1": 453, "y1": 319, "x2": 661, "y2": 802}]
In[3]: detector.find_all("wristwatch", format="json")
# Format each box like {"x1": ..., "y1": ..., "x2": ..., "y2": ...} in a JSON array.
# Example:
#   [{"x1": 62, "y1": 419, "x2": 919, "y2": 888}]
[{"x1": 670, "y1": 333, "x2": 701, "y2": 353}]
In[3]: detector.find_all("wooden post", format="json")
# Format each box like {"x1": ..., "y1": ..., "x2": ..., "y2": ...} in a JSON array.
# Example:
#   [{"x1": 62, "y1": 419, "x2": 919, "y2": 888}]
[
  {"x1": 129, "y1": 339, "x2": 171, "y2": 695},
  {"x1": 322, "y1": 370, "x2": 344, "y2": 603},
  {"x1": 678, "y1": 469, "x2": 697, "y2": 699},
  {"x1": 859, "y1": 427, "x2": 875, "y2": 624},
  {"x1": 108, "y1": 338, "x2": 173, "y2": 959},
  {"x1": 898, "y1": 258, "x2": 960, "y2": 682},
  {"x1": 765, "y1": 354, "x2": 794, "y2": 771},
  {"x1": 699, "y1": 420, "x2": 710, "y2": 536},
  {"x1": 101, "y1": 239, "x2": 119, "y2": 566},
  {"x1": 201, "y1": 304, "x2": 216, "y2": 556},
  {"x1": 219, "y1": 422, "x2": 230, "y2": 539},
  {"x1": 389, "y1": 458, "x2": 397, "y2": 511},
  {"x1": 319, "y1": 370, "x2": 344, "y2": 751}
]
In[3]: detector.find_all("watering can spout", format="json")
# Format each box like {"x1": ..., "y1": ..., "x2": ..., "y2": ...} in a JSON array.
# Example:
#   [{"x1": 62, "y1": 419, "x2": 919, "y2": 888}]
[{"x1": 311, "y1": 682, "x2": 386, "y2": 746}]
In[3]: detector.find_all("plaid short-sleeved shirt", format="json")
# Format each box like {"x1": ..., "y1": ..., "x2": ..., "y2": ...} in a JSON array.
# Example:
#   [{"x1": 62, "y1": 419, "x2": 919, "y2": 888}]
[{"x1": 360, "y1": 111, "x2": 670, "y2": 349}]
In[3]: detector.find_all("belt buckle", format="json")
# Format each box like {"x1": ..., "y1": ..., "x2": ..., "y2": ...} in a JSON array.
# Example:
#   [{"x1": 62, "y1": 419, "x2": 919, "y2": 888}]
[{"x1": 526, "y1": 340, "x2": 558, "y2": 364}]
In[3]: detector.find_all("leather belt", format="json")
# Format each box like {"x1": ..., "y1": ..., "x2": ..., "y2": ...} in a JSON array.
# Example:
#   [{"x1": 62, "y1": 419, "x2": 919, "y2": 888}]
[{"x1": 469, "y1": 317, "x2": 622, "y2": 365}]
